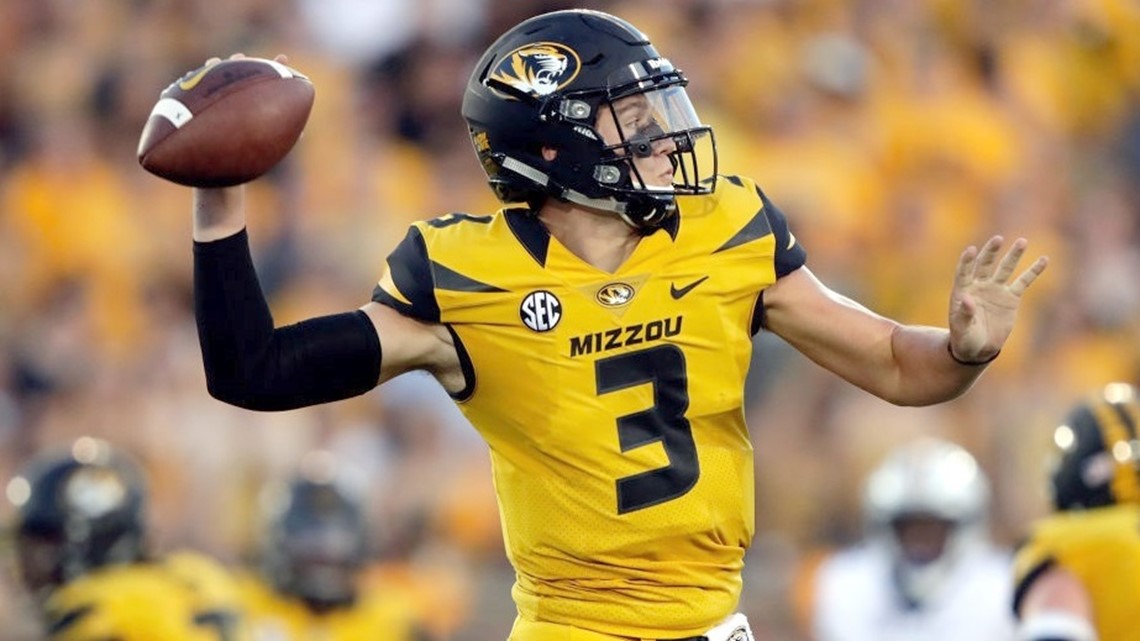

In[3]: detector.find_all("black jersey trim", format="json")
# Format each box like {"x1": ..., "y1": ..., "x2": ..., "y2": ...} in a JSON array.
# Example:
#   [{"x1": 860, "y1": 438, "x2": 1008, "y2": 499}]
[
  {"x1": 47, "y1": 605, "x2": 94, "y2": 636},
  {"x1": 375, "y1": 226, "x2": 441, "y2": 323},
  {"x1": 445, "y1": 325, "x2": 476, "y2": 402},
  {"x1": 659, "y1": 211, "x2": 680, "y2": 240},
  {"x1": 505, "y1": 208, "x2": 550, "y2": 268},
  {"x1": 430, "y1": 261, "x2": 508, "y2": 293},
  {"x1": 713, "y1": 206, "x2": 772, "y2": 254},
  {"x1": 1012, "y1": 557, "x2": 1057, "y2": 617}
]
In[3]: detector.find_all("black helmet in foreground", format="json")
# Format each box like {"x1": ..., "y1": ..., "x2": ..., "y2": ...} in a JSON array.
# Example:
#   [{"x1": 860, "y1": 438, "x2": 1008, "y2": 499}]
[{"x1": 462, "y1": 9, "x2": 718, "y2": 229}]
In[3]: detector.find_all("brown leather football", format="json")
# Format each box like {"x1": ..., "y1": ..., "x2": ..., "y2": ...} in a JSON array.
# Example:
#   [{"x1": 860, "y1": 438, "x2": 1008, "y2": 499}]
[{"x1": 137, "y1": 58, "x2": 314, "y2": 187}]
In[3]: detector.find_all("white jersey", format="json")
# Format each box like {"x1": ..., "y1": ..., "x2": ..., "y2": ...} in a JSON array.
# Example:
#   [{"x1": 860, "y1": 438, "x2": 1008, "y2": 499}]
[{"x1": 811, "y1": 541, "x2": 1017, "y2": 641}]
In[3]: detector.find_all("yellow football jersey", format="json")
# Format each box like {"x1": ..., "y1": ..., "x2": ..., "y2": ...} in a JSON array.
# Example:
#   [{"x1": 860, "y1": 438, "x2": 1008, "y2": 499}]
[
  {"x1": 1013, "y1": 504, "x2": 1140, "y2": 640},
  {"x1": 41, "y1": 551, "x2": 247, "y2": 641},
  {"x1": 373, "y1": 175, "x2": 806, "y2": 638},
  {"x1": 236, "y1": 571, "x2": 422, "y2": 641}
]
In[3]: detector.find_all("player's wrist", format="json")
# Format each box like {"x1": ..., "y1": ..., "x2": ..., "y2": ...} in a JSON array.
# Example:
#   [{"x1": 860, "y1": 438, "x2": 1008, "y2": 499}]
[
  {"x1": 947, "y1": 341, "x2": 1000, "y2": 367},
  {"x1": 192, "y1": 186, "x2": 247, "y2": 242}
]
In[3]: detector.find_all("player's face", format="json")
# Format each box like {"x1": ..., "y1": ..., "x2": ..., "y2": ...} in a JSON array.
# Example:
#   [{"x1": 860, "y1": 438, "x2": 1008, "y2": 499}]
[
  {"x1": 16, "y1": 531, "x2": 66, "y2": 595},
  {"x1": 891, "y1": 515, "x2": 952, "y2": 564},
  {"x1": 282, "y1": 520, "x2": 360, "y2": 602},
  {"x1": 596, "y1": 94, "x2": 677, "y2": 189}
]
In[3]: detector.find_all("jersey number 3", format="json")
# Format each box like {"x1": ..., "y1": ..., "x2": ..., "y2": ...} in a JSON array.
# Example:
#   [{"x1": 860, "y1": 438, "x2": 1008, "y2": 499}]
[{"x1": 596, "y1": 344, "x2": 699, "y2": 514}]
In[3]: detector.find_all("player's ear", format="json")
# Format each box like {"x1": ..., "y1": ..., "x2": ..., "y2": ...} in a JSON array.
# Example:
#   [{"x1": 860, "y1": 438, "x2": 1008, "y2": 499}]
[{"x1": 542, "y1": 147, "x2": 558, "y2": 161}]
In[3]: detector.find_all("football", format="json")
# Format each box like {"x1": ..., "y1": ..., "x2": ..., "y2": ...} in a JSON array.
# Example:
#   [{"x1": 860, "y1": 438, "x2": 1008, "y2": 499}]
[{"x1": 137, "y1": 57, "x2": 315, "y2": 188}]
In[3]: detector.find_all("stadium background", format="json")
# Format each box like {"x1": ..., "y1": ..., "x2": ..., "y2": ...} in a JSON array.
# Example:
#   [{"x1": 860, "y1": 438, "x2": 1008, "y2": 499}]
[{"x1": 1, "y1": 0, "x2": 1139, "y2": 638}]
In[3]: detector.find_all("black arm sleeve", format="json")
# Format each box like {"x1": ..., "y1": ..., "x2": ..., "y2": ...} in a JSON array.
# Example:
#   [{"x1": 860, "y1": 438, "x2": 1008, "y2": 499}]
[{"x1": 193, "y1": 230, "x2": 382, "y2": 411}]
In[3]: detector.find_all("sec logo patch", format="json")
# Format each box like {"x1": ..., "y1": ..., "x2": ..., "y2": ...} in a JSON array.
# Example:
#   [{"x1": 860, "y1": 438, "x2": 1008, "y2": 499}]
[{"x1": 520, "y1": 290, "x2": 562, "y2": 332}]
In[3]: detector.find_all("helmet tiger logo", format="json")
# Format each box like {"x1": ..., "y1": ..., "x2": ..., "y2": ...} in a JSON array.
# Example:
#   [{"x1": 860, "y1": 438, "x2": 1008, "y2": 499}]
[{"x1": 489, "y1": 42, "x2": 581, "y2": 99}]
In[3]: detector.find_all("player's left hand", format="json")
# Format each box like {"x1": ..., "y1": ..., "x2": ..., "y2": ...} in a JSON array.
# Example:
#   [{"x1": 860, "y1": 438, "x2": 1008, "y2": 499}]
[{"x1": 947, "y1": 236, "x2": 1048, "y2": 363}]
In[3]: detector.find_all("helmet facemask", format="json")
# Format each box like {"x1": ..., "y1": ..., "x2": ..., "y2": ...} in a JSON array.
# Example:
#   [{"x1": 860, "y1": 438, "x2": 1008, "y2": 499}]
[
  {"x1": 882, "y1": 511, "x2": 976, "y2": 608},
  {"x1": 479, "y1": 56, "x2": 717, "y2": 230},
  {"x1": 272, "y1": 517, "x2": 365, "y2": 610}
]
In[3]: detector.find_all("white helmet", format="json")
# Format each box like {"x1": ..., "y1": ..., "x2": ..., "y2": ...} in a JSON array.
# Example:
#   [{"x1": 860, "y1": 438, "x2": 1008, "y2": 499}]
[{"x1": 862, "y1": 438, "x2": 991, "y2": 606}]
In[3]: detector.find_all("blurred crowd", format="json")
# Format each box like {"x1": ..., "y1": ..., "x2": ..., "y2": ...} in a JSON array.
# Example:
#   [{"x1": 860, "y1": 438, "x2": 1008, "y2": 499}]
[{"x1": 2, "y1": 0, "x2": 1140, "y2": 639}]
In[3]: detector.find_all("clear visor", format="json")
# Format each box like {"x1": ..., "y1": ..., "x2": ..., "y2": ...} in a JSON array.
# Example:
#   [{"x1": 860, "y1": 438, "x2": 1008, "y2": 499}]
[
  {"x1": 599, "y1": 85, "x2": 716, "y2": 195},
  {"x1": 608, "y1": 86, "x2": 703, "y2": 143}
]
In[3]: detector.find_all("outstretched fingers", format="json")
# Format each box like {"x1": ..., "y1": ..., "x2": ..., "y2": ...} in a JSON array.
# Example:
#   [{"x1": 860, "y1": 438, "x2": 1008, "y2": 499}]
[
  {"x1": 1009, "y1": 255, "x2": 1049, "y2": 296},
  {"x1": 991, "y1": 237, "x2": 1029, "y2": 284},
  {"x1": 970, "y1": 236, "x2": 1005, "y2": 281},
  {"x1": 955, "y1": 236, "x2": 1008, "y2": 289},
  {"x1": 954, "y1": 244, "x2": 980, "y2": 291}
]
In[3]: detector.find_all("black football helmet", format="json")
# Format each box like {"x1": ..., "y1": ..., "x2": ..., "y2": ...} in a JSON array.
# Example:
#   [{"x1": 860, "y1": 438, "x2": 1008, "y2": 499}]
[
  {"x1": 261, "y1": 457, "x2": 368, "y2": 611},
  {"x1": 6, "y1": 437, "x2": 147, "y2": 597},
  {"x1": 462, "y1": 9, "x2": 717, "y2": 229},
  {"x1": 1050, "y1": 383, "x2": 1140, "y2": 510}
]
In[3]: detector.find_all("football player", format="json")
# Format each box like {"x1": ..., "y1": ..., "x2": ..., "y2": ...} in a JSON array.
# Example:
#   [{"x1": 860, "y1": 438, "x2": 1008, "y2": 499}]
[
  {"x1": 185, "y1": 9, "x2": 1048, "y2": 641},
  {"x1": 237, "y1": 454, "x2": 429, "y2": 641},
  {"x1": 1013, "y1": 383, "x2": 1140, "y2": 641},
  {"x1": 7, "y1": 437, "x2": 247, "y2": 641},
  {"x1": 807, "y1": 438, "x2": 1016, "y2": 641}
]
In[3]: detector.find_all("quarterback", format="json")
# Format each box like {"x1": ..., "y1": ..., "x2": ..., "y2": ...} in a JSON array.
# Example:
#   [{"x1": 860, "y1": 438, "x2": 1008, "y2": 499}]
[{"x1": 187, "y1": 9, "x2": 1047, "y2": 641}]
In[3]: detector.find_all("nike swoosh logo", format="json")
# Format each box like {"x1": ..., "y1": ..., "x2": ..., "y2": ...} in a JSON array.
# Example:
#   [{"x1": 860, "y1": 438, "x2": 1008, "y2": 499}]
[{"x1": 670, "y1": 276, "x2": 709, "y2": 300}]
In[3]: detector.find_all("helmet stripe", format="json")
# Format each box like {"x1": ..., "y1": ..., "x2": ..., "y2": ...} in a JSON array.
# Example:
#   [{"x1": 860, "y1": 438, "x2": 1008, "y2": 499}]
[
  {"x1": 1114, "y1": 399, "x2": 1140, "y2": 502},
  {"x1": 1089, "y1": 398, "x2": 1140, "y2": 504}
]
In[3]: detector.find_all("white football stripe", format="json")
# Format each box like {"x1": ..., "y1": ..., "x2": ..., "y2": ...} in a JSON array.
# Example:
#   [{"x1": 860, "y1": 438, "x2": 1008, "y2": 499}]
[
  {"x1": 264, "y1": 59, "x2": 293, "y2": 78},
  {"x1": 150, "y1": 98, "x2": 194, "y2": 128}
]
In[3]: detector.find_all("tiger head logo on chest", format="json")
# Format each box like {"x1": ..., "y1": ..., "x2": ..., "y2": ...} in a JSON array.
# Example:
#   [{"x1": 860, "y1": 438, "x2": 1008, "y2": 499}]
[
  {"x1": 580, "y1": 274, "x2": 650, "y2": 316},
  {"x1": 595, "y1": 282, "x2": 635, "y2": 307}
]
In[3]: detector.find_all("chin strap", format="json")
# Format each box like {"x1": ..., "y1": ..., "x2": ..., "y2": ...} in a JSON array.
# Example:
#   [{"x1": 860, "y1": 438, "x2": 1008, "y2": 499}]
[{"x1": 499, "y1": 155, "x2": 674, "y2": 229}]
